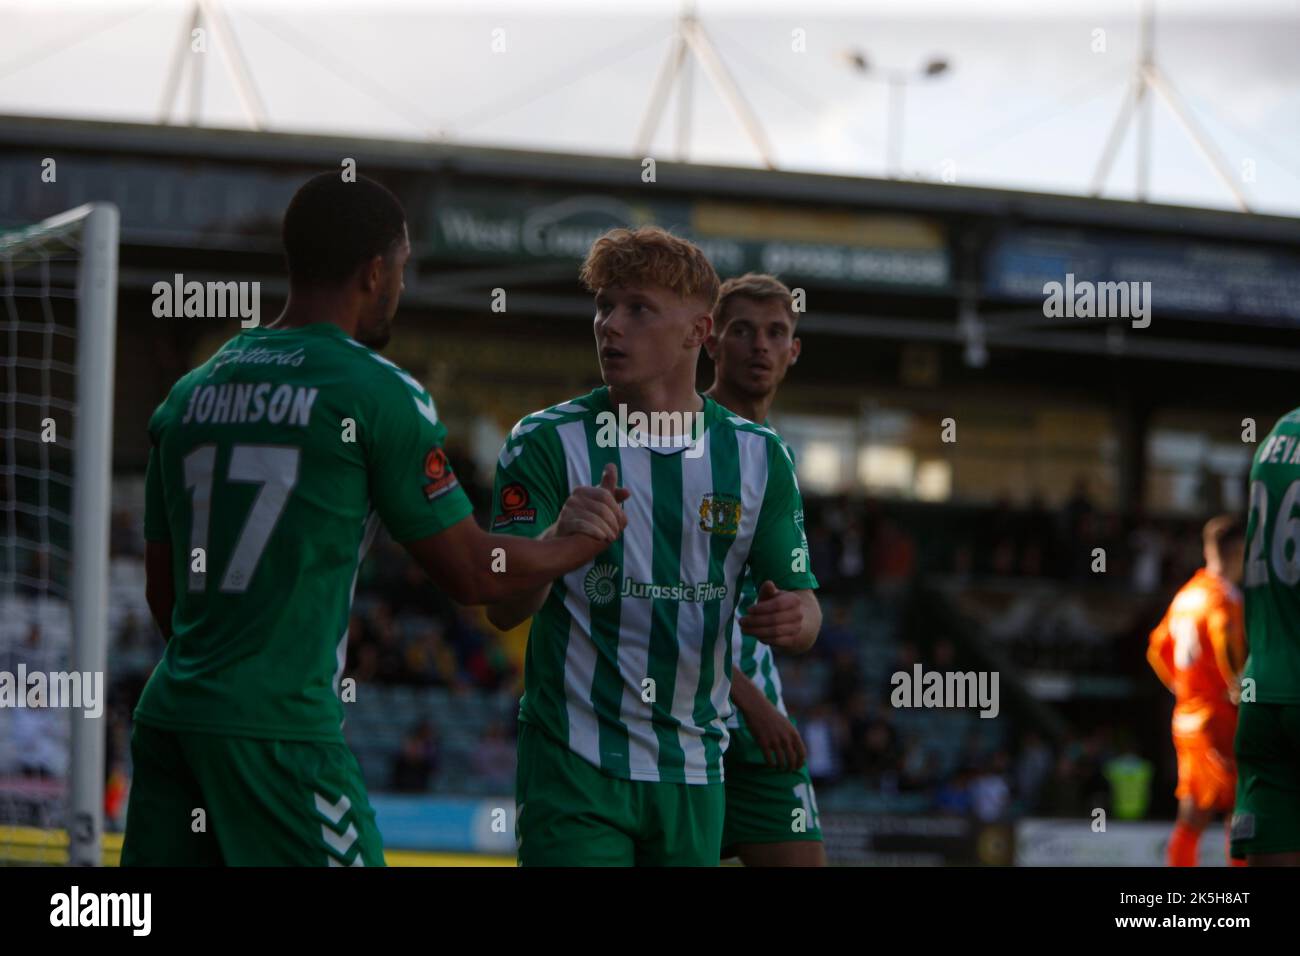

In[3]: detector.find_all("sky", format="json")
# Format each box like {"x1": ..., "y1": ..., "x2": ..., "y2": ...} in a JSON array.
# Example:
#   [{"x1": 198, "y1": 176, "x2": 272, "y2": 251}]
[{"x1": 1, "y1": 0, "x2": 1298, "y2": 215}]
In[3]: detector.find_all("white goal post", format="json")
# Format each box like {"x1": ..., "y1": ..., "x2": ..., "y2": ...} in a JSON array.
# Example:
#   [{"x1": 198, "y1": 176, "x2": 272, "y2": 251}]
[{"x1": 0, "y1": 203, "x2": 118, "y2": 866}]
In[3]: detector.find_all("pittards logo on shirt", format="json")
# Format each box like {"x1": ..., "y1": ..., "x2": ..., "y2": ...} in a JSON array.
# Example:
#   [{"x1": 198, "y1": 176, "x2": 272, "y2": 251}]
[
  {"x1": 493, "y1": 481, "x2": 537, "y2": 528},
  {"x1": 422, "y1": 447, "x2": 459, "y2": 501}
]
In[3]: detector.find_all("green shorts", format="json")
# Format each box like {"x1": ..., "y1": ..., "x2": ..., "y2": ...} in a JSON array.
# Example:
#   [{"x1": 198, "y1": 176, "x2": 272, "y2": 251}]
[
  {"x1": 515, "y1": 722, "x2": 724, "y2": 866},
  {"x1": 721, "y1": 719, "x2": 822, "y2": 858},
  {"x1": 1230, "y1": 702, "x2": 1300, "y2": 859},
  {"x1": 121, "y1": 721, "x2": 384, "y2": 867}
]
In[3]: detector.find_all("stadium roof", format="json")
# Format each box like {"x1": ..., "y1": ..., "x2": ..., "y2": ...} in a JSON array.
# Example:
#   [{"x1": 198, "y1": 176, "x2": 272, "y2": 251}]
[{"x1": 2, "y1": 113, "x2": 1296, "y2": 246}]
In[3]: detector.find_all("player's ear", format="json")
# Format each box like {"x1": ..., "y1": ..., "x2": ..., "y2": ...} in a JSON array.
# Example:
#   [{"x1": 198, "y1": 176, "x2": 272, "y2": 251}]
[
  {"x1": 359, "y1": 254, "x2": 384, "y2": 292},
  {"x1": 687, "y1": 311, "x2": 712, "y2": 349},
  {"x1": 790, "y1": 336, "x2": 802, "y2": 366}
]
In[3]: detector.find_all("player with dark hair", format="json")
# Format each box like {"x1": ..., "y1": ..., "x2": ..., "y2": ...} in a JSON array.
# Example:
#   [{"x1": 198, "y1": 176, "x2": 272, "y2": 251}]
[
  {"x1": 703, "y1": 273, "x2": 824, "y2": 866},
  {"x1": 281, "y1": 173, "x2": 409, "y2": 295},
  {"x1": 1147, "y1": 514, "x2": 1246, "y2": 866},
  {"x1": 121, "y1": 172, "x2": 624, "y2": 866}
]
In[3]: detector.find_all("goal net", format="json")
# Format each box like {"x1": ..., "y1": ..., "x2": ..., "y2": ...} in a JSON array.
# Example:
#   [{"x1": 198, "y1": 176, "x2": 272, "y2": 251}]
[{"x1": 0, "y1": 204, "x2": 118, "y2": 866}]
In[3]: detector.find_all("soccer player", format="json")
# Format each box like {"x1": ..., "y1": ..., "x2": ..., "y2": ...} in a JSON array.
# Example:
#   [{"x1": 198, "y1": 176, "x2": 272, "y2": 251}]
[
  {"x1": 485, "y1": 228, "x2": 822, "y2": 866},
  {"x1": 121, "y1": 174, "x2": 624, "y2": 866},
  {"x1": 1146, "y1": 515, "x2": 1246, "y2": 867},
  {"x1": 703, "y1": 273, "x2": 824, "y2": 866},
  {"x1": 1232, "y1": 412, "x2": 1300, "y2": 866}
]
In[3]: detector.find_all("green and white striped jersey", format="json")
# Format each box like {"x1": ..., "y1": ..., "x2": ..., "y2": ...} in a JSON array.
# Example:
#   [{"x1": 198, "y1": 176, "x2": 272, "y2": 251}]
[
  {"x1": 726, "y1": 425, "x2": 802, "y2": 729},
  {"x1": 490, "y1": 387, "x2": 818, "y2": 784}
]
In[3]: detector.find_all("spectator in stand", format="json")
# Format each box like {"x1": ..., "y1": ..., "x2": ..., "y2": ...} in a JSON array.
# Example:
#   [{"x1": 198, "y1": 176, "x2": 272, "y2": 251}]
[
  {"x1": 1069, "y1": 510, "x2": 1100, "y2": 581},
  {"x1": 1129, "y1": 514, "x2": 1166, "y2": 594},
  {"x1": 801, "y1": 702, "x2": 843, "y2": 790},
  {"x1": 843, "y1": 692, "x2": 900, "y2": 784},
  {"x1": 448, "y1": 606, "x2": 513, "y2": 690},
  {"x1": 837, "y1": 517, "x2": 867, "y2": 593},
  {"x1": 403, "y1": 623, "x2": 458, "y2": 688},
  {"x1": 971, "y1": 751, "x2": 1012, "y2": 822},
  {"x1": 1014, "y1": 730, "x2": 1054, "y2": 813},
  {"x1": 1042, "y1": 730, "x2": 1112, "y2": 816},
  {"x1": 931, "y1": 637, "x2": 958, "y2": 673},
  {"x1": 13, "y1": 624, "x2": 67, "y2": 778},
  {"x1": 858, "y1": 720, "x2": 903, "y2": 792},
  {"x1": 870, "y1": 518, "x2": 916, "y2": 599},
  {"x1": 815, "y1": 600, "x2": 858, "y2": 660},
  {"x1": 935, "y1": 766, "x2": 975, "y2": 816},
  {"x1": 464, "y1": 628, "x2": 516, "y2": 693},
  {"x1": 956, "y1": 728, "x2": 986, "y2": 773},
  {"x1": 774, "y1": 653, "x2": 820, "y2": 713},
  {"x1": 391, "y1": 720, "x2": 440, "y2": 793},
  {"x1": 1062, "y1": 476, "x2": 1095, "y2": 541},
  {"x1": 952, "y1": 540, "x2": 974, "y2": 579},
  {"x1": 899, "y1": 744, "x2": 942, "y2": 793},
  {"x1": 841, "y1": 690, "x2": 876, "y2": 764},
  {"x1": 980, "y1": 495, "x2": 1018, "y2": 576},
  {"x1": 110, "y1": 508, "x2": 143, "y2": 559},
  {"x1": 827, "y1": 648, "x2": 862, "y2": 711},
  {"x1": 1020, "y1": 493, "x2": 1054, "y2": 577},
  {"x1": 470, "y1": 721, "x2": 517, "y2": 793},
  {"x1": 365, "y1": 601, "x2": 407, "y2": 685},
  {"x1": 1077, "y1": 728, "x2": 1115, "y2": 812}
]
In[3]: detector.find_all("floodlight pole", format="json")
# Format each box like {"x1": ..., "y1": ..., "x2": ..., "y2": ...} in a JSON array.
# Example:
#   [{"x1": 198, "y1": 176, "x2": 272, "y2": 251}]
[
  {"x1": 1091, "y1": 0, "x2": 1248, "y2": 211},
  {"x1": 634, "y1": 1, "x2": 776, "y2": 168},
  {"x1": 157, "y1": 0, "x2": 268, "y2": 130}
]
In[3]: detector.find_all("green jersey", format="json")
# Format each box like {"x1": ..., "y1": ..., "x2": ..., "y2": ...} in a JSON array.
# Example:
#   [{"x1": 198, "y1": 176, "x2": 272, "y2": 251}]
[
  {"x1": 138, "y1": 322, "x2": 474, "y2": 740},
  {"x1": 490, "y1": 387, "x2": 818, "y2": 785},
  {"x1": 1243, "y1": 409, "x2": 1300, "y2": 703},
  {"x1": 726, "y1": 424, "x2": 802, "y2": 729}
]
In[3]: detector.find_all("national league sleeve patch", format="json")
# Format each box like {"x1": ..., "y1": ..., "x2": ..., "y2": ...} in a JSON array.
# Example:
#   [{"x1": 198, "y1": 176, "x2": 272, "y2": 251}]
[
  {"x1": 492, "y1": 481, "x2": 537, "y2": 528},
  {"x1": 422, "y1": 447, "x2": 460, "y2": 501}
]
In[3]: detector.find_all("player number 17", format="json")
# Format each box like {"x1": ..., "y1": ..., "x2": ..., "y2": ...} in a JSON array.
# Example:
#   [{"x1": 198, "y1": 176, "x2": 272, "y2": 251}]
[{"x1": 183, "y1": 443, "x2": 300, "y2": 594}]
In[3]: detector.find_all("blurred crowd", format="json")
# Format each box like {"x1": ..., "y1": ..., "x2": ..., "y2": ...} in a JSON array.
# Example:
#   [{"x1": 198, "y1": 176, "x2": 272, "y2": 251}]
[
  {"x1": 2, "y1": 476, "x2": 1204, "y2": 830},
  {"x1": 804, "y1": 479, "x2": 1207, "y2": 597}
]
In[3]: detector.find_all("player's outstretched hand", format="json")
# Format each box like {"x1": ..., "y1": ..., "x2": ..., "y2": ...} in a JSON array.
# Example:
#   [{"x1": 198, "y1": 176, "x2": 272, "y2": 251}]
[
  {"x1": 557, "y1": 462, "x2": 629, "y2": 543},
  {"x1": 739, "y1": 580, "x2": 806, "y2": 651}
]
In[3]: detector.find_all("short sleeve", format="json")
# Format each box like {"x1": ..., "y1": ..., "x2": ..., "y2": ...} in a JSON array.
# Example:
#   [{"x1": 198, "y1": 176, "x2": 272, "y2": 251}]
[
  {"x1": 488, "y1": 422, "x2": 566, "y2": 539},
  {"x1": 366, "y1": 383, "x2": 474, "y2": 543},
  {"x1": 746, "y1": 438, "x2": 819, "y2": 592},
  {"x1": 143, "y1": 442, "x2": 170, "y2": 542}
]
